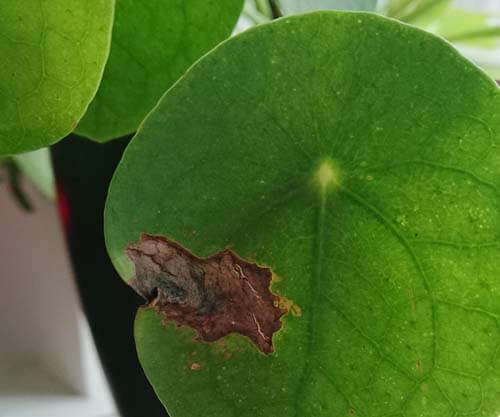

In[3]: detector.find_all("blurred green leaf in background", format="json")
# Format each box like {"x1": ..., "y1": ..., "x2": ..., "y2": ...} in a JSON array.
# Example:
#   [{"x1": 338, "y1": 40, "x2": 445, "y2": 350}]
[
  {"x1": 383, "y1": 0, "x2": 500, "y2": 77},
  {"x1": 277, "y1": 0, "x2": 378, "y2": 14},
  {"x1": 76, "y1": 0, "x2": 244, "y2": 142}
]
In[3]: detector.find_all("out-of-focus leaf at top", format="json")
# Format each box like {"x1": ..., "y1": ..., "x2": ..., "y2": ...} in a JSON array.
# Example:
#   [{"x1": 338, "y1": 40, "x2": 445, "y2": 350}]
[
  {"x1": 381, "y1": 0, "x2": 500, "y2": 79},
  {"x1": 278, "y1": 0, "x2": 378, "y2": 14},
  {"x1": 76, "y1": 0, "x2": 243, "y2": 143},
  {"x1": 383, "y1": 0, "x2": 453, "y2": 25},
  {"x1": 438, "y1": 8, "x2": 500, "y2": 47}
]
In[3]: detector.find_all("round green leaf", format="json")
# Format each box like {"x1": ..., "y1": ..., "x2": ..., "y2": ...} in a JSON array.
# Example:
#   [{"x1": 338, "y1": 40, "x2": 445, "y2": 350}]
[
  {"x1": 0, "y1": 0, "x2": 114, "y2": 156},
  {"x1": 105, "y1": 12, "x2": 500, "y2": 417},
  {"x1": 75, "y1": 0, "x2": 244, "y2": 143}
]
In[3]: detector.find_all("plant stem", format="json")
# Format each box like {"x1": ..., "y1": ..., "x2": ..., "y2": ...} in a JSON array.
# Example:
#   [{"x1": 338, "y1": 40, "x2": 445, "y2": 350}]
[
  {"x1": 269, "y1": 0, "x2": 282, "y2": 18},
  {"x1": 5, "y1": 160, "x2": 33, "y2": 211}
]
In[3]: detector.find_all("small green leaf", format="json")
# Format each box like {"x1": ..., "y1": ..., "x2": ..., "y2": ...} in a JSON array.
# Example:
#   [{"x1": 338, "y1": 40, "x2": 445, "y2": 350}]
[
  {"x1": 278, "y1": 0, "x2": 377, "y2": 14},
  {"x1": 105, "y1": 12, "x2": 500, "y2": 417},
  {"x1": 0, "y1": 0, "x2": 114, "y2": 155},
  {"x1": 13, "y1": 147, "x2": 55, "y2": 200},
  {"x1": 75, "y1": 0, "x2": 244, "y2": 143}
]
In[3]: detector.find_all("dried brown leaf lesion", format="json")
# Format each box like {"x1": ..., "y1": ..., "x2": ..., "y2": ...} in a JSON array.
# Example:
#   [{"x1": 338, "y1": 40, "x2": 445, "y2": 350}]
[{"x1": 127, "y1": 234, "x2": 286, "y2": 354}]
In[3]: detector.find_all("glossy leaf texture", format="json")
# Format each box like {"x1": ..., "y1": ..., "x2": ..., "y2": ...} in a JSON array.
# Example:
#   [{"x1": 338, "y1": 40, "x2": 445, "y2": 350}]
[
  {"x1": 0, "y1": 0, "x2": 114, "y2": 155},
  {"x1": 278, "y1": 0, "x2": 378, "y2": 14},
  {"x1": 76, "y1": 0, "x2": 244, "y2": 143},
  {"x1": 105, "y1": 12, "x2": 500, "y2": 417}
]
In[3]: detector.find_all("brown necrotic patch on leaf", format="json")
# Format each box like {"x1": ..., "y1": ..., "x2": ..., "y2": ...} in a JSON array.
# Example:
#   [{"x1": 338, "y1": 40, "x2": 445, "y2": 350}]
[{"x1": 127, "y1": 234, "x2": 286, "y2": 354}]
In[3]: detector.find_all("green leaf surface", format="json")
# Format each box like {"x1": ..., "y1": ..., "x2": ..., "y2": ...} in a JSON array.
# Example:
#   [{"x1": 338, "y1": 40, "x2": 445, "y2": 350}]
[
  {"x1": 278, "y1": 0, "x2": 377, "y2": 14},
  {"x1": 0, "y1": 0, "x2": 114, "y2": 156},
  {"x1": 105, "y1": 12, "x2": 500, "y2": 417},
  {"x1": 75, "y1": 0, "x2": 244, "y2": 143}
]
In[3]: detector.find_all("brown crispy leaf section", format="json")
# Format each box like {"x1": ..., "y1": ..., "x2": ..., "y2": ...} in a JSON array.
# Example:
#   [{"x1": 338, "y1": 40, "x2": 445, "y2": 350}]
[{"x1": 127, "y1": 234, "x2": 285, "y2": 354}]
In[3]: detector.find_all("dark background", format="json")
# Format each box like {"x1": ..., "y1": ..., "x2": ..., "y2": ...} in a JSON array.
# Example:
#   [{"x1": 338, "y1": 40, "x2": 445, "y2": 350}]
[{"x1": 52, "y1": 134, "x2": 168, "y2": 417}]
